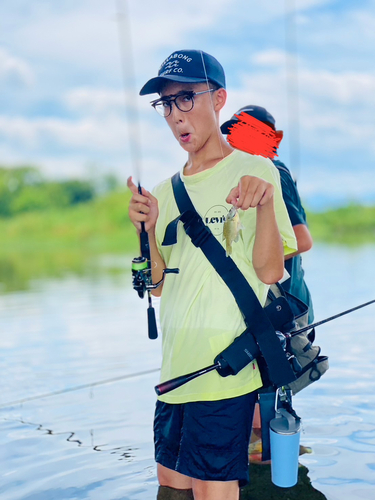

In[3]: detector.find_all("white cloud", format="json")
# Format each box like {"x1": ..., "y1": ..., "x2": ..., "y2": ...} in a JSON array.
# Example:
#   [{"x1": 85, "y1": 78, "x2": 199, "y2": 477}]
[
  {"x1": 0, "y1": 109, "x2": 182, "y2": 185},
  {"x1": 252, "y1": 49, "x2": 291, "y2": 67},
  {"x1": 299, "y1": 69, "x2": 375, "y2": 105},
  {"x1": 252, "y1": 49, "x2": 375, "y2": 106},
  {"x1": 0, "y1": 115, "x2": 128, "y2": 152},
  {"x1": 3, "y1": 0, "x2": 333, "y2": 89},
  {"x1": 295, "y1": 0, "x2": 334, "y2": 10},
  {"x1": 65, "y1": 88, "x2": 126, "y2": 115},
  {"x1": 4, "y1": 0, "x2": 231, "y2": 87},
  {"x1": 0, "y1": 47, "x2": 34, "y2": 86},
  {"x1": 0, "y1": 114, "x2": 184, "y2": 191}
]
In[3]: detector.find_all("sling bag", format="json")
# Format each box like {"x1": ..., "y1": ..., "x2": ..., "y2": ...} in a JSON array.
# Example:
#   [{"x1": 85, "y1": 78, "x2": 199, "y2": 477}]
[{"x1": 162, "y1": 172, "x2": 296, "y2": 388}]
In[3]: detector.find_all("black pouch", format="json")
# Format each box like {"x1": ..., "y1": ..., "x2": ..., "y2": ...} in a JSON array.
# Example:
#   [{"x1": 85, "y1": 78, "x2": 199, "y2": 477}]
[{"x1": 264, "y1": 295, "x2": 295, "y2": 332}]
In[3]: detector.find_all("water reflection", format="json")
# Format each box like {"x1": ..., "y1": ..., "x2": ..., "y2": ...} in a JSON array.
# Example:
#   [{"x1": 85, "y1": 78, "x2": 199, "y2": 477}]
[
  {"x1": 2, "y1": 415, "x2": 140, "y2": 460},
  {"x1": 241, "y1": 463, "x2": 327, "y2": 500},
  {"x1": 0, "y1": 250, "x2": 129, "y2": 293}
]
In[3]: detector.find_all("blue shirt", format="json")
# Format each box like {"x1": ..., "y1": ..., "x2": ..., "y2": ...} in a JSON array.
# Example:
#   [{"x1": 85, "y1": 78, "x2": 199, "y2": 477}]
[{"x1": 273, "y1": 160, "x2": 314, "y2": 322}]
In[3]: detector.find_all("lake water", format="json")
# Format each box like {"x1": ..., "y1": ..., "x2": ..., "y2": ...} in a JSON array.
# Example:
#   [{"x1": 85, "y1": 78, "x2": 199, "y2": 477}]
[{"x1": 1, "y1": 245, "x2": 375, "y2": 500}]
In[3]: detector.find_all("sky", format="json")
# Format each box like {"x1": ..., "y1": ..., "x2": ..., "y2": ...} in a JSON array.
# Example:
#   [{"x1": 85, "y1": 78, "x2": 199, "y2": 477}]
[{"x1": 1, "y1": 0, "x2": 375, "y2": 210}]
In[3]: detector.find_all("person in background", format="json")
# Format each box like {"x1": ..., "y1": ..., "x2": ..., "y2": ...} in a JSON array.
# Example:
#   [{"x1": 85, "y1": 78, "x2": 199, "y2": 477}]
[
  {"x1": 221, "y1": 105, "x2": 314, "y2": 463},
  {"x1": 221, "y1": 105, "x2": 314, "y2": 323}
]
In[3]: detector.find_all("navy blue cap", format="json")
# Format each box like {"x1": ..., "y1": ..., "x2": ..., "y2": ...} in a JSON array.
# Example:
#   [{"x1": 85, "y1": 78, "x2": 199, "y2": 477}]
[
  {"x1": 139, "y1": 50, "x2": 226, "y2": 96},
  {"x1": 221, "y1": 105, "x2": 276, "y2": 134}
]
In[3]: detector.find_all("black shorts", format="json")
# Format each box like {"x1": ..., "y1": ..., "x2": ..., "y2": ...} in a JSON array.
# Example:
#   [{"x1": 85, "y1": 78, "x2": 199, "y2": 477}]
[{"x1": 154, "y1": 392, "x2": 257, "y2": 487}]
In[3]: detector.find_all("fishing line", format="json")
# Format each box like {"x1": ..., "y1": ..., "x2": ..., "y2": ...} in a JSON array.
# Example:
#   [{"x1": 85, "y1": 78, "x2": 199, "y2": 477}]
[
  {"x1": 284, "y1": 0, "x2": 301, "y2": 181},
  {"x1": 0, "y1": 368, "x2": 160, "y2": 409},
  {"x1": 116, "y1": 0, "x2": 142, "y2": 186},
  {"x1": 199, "y1": 50, "x2": 225, "y2": 163}
]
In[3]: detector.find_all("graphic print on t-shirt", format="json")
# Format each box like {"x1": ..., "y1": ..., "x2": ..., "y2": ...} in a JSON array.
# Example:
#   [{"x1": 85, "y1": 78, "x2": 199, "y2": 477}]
[{"x1": 204, "y1": 205, "x2": 228, "y2": 236}]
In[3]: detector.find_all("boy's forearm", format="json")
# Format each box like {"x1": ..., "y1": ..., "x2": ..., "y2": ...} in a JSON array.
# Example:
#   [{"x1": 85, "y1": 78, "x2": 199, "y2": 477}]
[
  {"x1": 284, "y1": 223, "x2": 313, "y2": 260},
  {"x1": 252, "y1": 200, "x2": 284, "y2": 285}
]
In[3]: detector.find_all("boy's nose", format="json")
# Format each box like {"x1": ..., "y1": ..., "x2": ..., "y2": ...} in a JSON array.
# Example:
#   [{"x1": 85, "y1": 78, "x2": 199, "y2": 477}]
[{"x1": 169, "y1": 103, "x2": 184, "y2": 122}]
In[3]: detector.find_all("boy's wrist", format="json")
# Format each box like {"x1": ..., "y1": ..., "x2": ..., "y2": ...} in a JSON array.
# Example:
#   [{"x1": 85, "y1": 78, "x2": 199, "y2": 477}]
[{"x1": 256, "y1": 196, "x2": 274, "y2": 212}]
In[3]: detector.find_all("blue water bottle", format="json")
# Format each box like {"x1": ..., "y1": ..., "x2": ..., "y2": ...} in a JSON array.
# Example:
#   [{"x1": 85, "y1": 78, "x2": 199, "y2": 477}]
[{"x1": 269, "y1": 408, "x2": 301, "y2": 487}]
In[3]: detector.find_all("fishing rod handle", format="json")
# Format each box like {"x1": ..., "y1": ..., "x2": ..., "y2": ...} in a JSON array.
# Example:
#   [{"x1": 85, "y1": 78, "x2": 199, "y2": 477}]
[
  {"x1": 148, "y1": 305, "x2": 158, "y2": 340},
  {"x1": 155, "y1": 364, "x2": 218, "y2": 396},
  {"x1": 137, "y1": 183, "x2": 150, "y2": 251}
]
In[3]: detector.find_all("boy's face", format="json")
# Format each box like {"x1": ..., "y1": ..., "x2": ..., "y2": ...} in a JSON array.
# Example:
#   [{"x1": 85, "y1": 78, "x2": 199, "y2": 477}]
[{"x1": 159, "y1": 82, "x2": 225, "y2": 154}]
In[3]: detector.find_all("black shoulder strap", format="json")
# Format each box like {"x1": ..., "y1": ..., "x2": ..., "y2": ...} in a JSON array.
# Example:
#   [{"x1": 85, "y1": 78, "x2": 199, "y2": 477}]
[{"x1": 162, "y1": 172, "x2": 295, "y2": 388}]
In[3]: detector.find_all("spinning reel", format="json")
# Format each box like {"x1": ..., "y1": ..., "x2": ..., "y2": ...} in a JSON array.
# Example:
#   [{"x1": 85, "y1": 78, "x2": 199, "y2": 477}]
[{"x1": 131, "y1": 254, "x2": 178, "y2": 339}]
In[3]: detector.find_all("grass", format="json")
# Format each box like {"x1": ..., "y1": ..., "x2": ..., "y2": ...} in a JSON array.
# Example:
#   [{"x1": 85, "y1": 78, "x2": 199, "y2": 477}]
[
  {"x1": 0, "y1": 188, "x2": 139, "y2": 255},
  {"x1": 2, "y1": 193, "x2": 374, "y2": 253}
]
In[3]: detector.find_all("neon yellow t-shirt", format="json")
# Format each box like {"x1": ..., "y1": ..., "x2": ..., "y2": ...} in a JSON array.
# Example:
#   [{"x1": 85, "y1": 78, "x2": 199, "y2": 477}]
[{"x1": 153, "y1": 150, "x2": 297, "y2": 404}]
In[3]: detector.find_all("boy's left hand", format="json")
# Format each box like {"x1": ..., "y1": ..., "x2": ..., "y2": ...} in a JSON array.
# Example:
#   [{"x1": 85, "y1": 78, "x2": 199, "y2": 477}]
[{"x1": 226, "y1": 175, "x2": 274, "y2": 210}]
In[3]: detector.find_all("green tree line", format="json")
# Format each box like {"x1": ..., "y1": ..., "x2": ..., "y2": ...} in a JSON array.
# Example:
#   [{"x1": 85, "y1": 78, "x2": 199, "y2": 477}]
[
  {"x1": 307, "y1": 204, "x2": 375, "y2": 244},
  {"x1": 0, "y1": 165, "x2": 118, "y2": 217}
]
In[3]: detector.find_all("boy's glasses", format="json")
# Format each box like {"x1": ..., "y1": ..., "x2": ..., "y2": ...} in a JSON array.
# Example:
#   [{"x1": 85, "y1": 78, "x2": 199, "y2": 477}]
[{"x1": 150, "y1": 89, "x2": 215, "y2": 117}]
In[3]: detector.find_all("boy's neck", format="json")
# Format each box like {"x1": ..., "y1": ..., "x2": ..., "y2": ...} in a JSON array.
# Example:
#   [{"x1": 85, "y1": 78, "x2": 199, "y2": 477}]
[{"x1": 183, "y1": 136, "x2": 234, "y2": 176}]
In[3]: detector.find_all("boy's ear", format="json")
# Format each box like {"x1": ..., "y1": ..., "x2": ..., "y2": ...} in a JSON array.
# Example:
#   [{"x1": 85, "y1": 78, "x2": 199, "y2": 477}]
[
  {"x1": 275, "y1": 130, "x2": 283, "y2": 147},
  {"x1": 214, "y1": 88, "x2": 227, "y2": 111}
]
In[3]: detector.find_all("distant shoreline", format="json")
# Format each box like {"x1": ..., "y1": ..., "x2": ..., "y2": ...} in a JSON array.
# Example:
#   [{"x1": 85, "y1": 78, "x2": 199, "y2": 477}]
[
  {"x1": 306, "y1": 204, "x2": 375, "y2": 245},
  {"x1": 1, "y1": 190, "x2": 374, "y2": 293},
  {"x1": 1, "y1": 190, "x2": 374, "y2": 256}
]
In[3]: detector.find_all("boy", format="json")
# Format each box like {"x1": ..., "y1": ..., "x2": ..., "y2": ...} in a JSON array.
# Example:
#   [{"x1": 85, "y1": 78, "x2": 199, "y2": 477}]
[{"x1": 127, "y1": 50, "x2": 297, "y2": 500}]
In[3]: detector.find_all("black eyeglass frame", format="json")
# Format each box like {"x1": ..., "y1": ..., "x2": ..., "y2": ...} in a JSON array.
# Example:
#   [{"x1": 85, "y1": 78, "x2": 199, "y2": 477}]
[{"x1": 150, "y1": 89, "x2": 215, "y2": 117}]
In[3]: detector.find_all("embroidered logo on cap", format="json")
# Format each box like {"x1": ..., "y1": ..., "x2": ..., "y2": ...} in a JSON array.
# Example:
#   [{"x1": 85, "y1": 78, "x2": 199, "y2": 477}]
[{"x1": 159, "y1": 53, "x2": 193, "y2": 76}]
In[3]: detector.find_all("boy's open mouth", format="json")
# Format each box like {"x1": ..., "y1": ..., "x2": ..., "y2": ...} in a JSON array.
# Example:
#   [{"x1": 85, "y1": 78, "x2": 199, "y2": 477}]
[{"x1": 180, "y1": 133, "x2": 191, "y2": 143}]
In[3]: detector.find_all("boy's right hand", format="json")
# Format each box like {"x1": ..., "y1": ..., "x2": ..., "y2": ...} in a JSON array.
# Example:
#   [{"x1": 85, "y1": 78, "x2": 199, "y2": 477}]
[{"x1": 127, "y1": 177, "x2": 159, "y2": 233}]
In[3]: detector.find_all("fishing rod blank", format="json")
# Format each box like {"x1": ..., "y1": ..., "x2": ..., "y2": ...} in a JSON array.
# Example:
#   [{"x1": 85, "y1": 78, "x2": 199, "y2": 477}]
[{"x1": 291, "y1": 298, "x2": 375, "y2": 336}]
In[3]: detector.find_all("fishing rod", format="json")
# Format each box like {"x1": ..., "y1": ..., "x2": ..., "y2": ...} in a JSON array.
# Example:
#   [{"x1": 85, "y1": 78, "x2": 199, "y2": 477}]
[
  {"x1": 0, "y1": 367, "x2": 161, "y2": 410},
  {"x1": 155, "y1": 298, "x2": 375, "y2": 396},
  {"x1": 291, "y1": 298, "x2": 375, "y2": 336},
  {"x1": 116, "y1": 0, "x2": 179, "y2": 339}
]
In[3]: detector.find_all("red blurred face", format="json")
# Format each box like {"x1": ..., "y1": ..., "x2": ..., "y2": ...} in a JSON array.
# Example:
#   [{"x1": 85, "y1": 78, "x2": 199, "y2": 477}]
[{"x1": 160, "y1": 82, "x2": 222, "y2": 154}]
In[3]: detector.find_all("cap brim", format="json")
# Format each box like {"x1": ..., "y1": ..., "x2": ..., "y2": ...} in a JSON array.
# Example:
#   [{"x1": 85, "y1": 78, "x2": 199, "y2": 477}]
[
  {"x1": 139, "y1": 75, "x2": 210, "y2": 96},
  {"x1": 220, "y1": 119, "x2": 237, "y2": 135}
]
